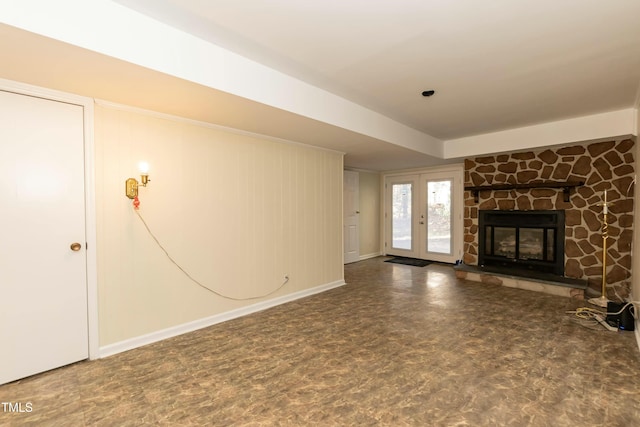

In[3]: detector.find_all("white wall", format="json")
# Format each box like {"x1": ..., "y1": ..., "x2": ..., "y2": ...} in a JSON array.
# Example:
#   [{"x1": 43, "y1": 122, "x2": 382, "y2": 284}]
[
  {"x1": 444, "y1": 109, "x2": 636, "y2": 159},
  {"x1": 95, "y1": 103, "x2": 344, "y2": 348},
  {"x1": 0, "y1": 0, "x2": 443, "y2": 158},
  {"x1": 358, "y1": 171, "x2": 381, "y2": 259}
]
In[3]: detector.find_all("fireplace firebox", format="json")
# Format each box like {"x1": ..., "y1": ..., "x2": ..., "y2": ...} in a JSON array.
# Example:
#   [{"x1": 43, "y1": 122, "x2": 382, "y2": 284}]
[{"x1": 478, "y1": 210, "x2": 565, "y2": 276}]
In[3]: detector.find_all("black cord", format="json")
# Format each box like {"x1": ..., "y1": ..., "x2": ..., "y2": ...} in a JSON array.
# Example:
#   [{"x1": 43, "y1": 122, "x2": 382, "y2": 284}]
[{"x1": 134, "y1": 208, "x2": 289, "y2": 301}]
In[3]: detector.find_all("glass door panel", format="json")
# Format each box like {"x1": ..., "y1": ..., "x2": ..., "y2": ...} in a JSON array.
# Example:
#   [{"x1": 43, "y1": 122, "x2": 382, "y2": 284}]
[
  {"x1": 494, "y1": 227, "x2": 517, "y2": 258},
  {"x1": 391, "y1": 183, "x2": 412, "y2": 250},
  {"x1": 426, "y1": 180, "x2": 452, "y2": 254}
]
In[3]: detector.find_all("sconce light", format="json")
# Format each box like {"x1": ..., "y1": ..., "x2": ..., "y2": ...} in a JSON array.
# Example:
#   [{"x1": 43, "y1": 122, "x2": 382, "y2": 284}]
[{"x1": 125, "y1": 161, "x2": 150, "y2": 199}]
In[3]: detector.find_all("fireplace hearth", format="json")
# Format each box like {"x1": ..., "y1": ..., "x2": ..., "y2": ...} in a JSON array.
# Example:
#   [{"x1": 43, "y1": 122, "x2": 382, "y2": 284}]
[{"x1": 478, "y1": 210, "x2": 565, "y2": 276}]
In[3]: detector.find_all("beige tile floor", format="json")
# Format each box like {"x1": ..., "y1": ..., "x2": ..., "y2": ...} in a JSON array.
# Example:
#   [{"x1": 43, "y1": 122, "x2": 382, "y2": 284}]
[{"x1": 1, "y1": 257, "x2": 639, "y2": 426}]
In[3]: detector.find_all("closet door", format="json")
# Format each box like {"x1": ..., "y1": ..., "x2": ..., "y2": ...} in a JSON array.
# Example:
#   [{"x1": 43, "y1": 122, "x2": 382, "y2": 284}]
[{"x1": 0, "y1": 90, "x2": 88, "y2": 385}]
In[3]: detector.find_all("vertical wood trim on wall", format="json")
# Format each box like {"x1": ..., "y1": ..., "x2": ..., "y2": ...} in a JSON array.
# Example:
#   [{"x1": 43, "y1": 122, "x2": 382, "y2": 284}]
[{"x1": 94, "y1": 102, "x2": 344, "y2": 347}]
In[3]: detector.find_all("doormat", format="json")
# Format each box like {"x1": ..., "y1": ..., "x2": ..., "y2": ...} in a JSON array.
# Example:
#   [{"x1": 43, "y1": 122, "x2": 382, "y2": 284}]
[{"x1": 385, "y1": 257, "x2": 431, "y2": 267}]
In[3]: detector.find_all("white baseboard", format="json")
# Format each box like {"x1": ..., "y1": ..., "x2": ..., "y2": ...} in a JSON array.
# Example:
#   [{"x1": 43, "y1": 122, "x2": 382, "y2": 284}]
[
  {"x1": 359, "y1": 252, "x2": 381, "y2": 261},
  {"x1": 99, "y1": 279, "x2": 346, "y2": 358}
]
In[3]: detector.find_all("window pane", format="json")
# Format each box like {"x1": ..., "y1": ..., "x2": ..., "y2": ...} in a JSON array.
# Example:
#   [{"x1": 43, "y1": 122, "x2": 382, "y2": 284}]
[
  {"x1": 427, "y1": 180, "x2": 452, "y2": 254},
  {"x1": 392, "y1": 183, "x2": 412, "y2": 250}
]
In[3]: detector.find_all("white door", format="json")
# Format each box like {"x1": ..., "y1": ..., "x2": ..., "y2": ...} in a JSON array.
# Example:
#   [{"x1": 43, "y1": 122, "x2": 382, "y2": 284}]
[
  {"x1": 385, "y1": 175, "x2": 419, "y2": 258},
  {"x1": 343, "y1": 170, "x2": 360, "y2": 263},
  {"x1": 0, "y1": 90, "x2": 88, "y2": 385},
  {"x1": 417, "y1": 171, "x2": 463, "y2": 264},
  {"x1": 385, "y1": 168, "x2": 463, "y2": 263}
]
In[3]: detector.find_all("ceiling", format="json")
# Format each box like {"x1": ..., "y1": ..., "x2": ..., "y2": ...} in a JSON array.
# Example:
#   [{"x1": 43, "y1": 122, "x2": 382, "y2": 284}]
[
  {"x1": 114, "y1": 0, "x2": 640, "y2": 138},
  {"x1": 2, "y1": 1, "x2": 640, "y2": 171}
]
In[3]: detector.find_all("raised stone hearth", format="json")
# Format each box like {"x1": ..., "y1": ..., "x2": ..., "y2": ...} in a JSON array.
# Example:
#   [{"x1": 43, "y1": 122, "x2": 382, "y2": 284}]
[
  {"x1": 454, "y1": 264, "x2": 586, "y2": 299},
  {"x1": 463, "y1": 139, "x2": 635, "y2": 300}
]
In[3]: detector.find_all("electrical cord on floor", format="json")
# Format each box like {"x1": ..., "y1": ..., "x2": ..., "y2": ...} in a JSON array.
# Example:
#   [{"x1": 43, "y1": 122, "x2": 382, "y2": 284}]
[
  {"x1": 566, "y1": 302, "x2": 638, "y2": 332},
  {"x1": 134, "y1": 208, "x2": 290, "y2": 301}
]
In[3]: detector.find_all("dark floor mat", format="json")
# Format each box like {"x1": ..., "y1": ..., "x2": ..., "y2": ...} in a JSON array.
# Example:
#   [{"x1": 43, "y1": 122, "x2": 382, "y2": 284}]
[{"x1": 384, "y1": 257, "x2": 431, "y2": 267}]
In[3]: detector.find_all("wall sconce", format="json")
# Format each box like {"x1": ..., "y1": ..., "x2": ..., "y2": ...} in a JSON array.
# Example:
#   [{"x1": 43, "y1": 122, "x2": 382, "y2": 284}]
[{"x1": 125, "y1": 162, "x2": 150, "y2": 199}]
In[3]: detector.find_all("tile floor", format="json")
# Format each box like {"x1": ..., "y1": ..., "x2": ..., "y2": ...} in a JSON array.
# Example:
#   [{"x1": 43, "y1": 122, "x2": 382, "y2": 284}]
[{"x1": 1, "y1": 257, "x2": 639, "y2": 426}]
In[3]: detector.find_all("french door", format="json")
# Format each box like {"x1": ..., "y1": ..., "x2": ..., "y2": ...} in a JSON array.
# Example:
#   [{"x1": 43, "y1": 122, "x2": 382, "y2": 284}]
[{"x1": 385, "y1": 167, "x2": 463, "y2": 263}]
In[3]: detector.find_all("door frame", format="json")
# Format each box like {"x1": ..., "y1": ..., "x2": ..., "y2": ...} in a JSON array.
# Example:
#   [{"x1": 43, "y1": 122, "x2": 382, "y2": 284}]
[
  {"x1": 1, "y1": 78, "x2": 99, "y2": 360},
  {"x1": 383, "y1": 164, "x2": 464, "y2": 263}
]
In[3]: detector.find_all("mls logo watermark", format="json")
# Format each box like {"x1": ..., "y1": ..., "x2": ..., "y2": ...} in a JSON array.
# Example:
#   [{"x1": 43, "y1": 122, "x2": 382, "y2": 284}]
[{"x1": 2, "y1": 402, "x2": 33, "y2": 413}]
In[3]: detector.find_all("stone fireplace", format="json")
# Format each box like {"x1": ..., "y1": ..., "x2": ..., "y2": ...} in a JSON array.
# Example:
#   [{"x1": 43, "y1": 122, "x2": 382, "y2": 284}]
[
  {"x1": 478, "y1": 210, "x2": 565, "y2": 276},
  {"x1": 461, "y1": 139, "x2": 635, "y2": 300}
]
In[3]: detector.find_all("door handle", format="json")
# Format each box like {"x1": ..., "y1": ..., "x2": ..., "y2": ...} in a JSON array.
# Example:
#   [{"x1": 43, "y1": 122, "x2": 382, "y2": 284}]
[
  {"x1": 70, "y1": 242, "x2": 82, "y2": 251},
  {"x1": 419, "y1": 221, "x2": 424, "y2": 224}
]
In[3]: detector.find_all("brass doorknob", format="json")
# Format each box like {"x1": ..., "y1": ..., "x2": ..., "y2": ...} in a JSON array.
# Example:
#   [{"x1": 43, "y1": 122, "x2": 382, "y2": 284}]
[{"x1": 70, "y1": 242, "x2": 82, "y2": 251}]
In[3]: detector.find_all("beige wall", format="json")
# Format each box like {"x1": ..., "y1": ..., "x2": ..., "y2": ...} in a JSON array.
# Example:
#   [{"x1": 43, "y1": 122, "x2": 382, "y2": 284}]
[
  {"x1": 358, "y1": 171, "x2": 381, "y2": 258},
  {"x1": 95, "y1": 104, "x2": 344, "y2": 347}
]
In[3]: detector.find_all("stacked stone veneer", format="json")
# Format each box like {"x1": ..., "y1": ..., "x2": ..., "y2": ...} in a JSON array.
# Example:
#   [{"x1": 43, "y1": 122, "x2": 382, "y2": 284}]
[{"x1": 463, "y1": 139, "x2": 635, "y2": 300}]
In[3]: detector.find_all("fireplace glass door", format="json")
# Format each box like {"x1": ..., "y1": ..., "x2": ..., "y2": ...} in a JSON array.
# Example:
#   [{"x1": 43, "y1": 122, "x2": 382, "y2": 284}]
[
  {"x1": 519, "y1": 228, "x2": 545, "y2": 260},
  {"x1": 486, "y1": 226, "x2": 555, "y2": 262},
  {"x1": 479, "y1": 210, "x2": 564, "y2": 275},
  {"x1": 493, "y1": 227, "x2": 516, "y2": 258}
]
